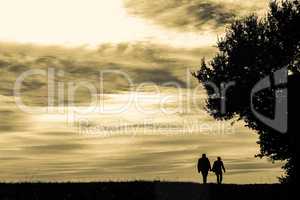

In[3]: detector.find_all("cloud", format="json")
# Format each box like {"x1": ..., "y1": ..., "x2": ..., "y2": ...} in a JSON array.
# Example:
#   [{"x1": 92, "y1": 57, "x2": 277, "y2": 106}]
[
  {"x1": 124, "y1": 0, "x2": 269, "y2": 32},
  {"x1": 0, "y1": 42, "x2": 216, "y2": 106},
  {"x1": 22, "y1": 143, "x2": 86, "y2": 154},
  {"x1": 0, "y1": 108, "x2": 27, "y2": 133}
]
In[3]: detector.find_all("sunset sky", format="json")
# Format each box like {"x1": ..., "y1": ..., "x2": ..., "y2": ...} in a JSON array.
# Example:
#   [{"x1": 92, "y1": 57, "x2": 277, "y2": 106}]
[
  {"x1": 0, "y1": 0, "x2": 217, "y2": 47},
  {"x1": 0, "y1": 0, "x2": 283, "y2": 183}
]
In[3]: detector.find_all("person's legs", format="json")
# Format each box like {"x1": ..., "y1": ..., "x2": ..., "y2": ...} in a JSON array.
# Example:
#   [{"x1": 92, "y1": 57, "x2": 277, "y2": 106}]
[
  {"x1": 219, "y1": 173, "x2": 223, "y2": 184},
  {"x1": 201, "y1": 171, "x2": 208, "y2": 184},
  {"x1": 216, "y1": 173, "x2": 220, "y2": 184}
]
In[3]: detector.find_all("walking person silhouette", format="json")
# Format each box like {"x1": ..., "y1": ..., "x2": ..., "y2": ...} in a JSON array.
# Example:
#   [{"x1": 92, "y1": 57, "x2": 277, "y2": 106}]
[
  {"x1": 197, "y1": 154, "x2": 211, "y2": 184},
  {"x1": 212, "y1": 157, "x2": 226, "y2": 184}
]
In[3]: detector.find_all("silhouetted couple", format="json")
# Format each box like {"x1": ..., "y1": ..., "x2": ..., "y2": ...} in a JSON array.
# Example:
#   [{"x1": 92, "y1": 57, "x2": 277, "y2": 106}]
[{"x1": 197, "y1": 154, "x2": 226, "y2": 184}]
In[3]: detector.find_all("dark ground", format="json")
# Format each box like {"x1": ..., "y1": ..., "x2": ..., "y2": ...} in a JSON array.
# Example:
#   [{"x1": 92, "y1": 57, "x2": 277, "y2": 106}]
[{"x1": 0, "y1": 182, "x2": 291, "y2": 200}]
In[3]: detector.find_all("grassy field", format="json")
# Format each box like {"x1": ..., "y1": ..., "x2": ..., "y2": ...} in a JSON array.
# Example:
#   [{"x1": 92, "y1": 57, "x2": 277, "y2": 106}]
[{"x1": 0, "y1": 182, "x2": 290, "y2": 200}]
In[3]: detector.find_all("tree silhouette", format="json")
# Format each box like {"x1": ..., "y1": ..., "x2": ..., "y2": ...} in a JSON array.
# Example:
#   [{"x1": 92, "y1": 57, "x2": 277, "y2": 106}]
[{"x1": 194, "y1": 0, "x2": 299, "y2": 183}]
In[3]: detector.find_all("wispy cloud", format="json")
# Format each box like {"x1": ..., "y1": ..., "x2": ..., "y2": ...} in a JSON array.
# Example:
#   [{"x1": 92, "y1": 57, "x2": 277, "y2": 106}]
[
  {"x1": 0, "y1": 42, "x2": 216, "y2": 105},
  {"x1": 124, "y1": 0, "x2": 269, "y2": 32}
]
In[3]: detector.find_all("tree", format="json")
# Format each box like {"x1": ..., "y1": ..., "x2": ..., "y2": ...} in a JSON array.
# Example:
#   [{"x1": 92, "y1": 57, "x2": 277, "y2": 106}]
[{"x1": 193, "y1": 0, "x2": 299, "y2": 183}]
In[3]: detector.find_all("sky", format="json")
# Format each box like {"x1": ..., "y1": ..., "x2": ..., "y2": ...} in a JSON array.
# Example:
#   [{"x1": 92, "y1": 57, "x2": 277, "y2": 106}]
[
  {"x1": 0, "y1": 0, "x2": 217, "y2": 48},
  {"x1": 0, "y1": 0, "x2": 284, "y2": 183}
]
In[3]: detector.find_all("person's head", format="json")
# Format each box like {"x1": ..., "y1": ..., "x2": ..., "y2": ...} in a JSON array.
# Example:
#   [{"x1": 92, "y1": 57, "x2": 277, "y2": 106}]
[
  {"x1": 217, "y1": 157, "x2": 221, "y2": 161},
  {"x1": 202, "y1": 154, "x2": 207, "y2": 158}
]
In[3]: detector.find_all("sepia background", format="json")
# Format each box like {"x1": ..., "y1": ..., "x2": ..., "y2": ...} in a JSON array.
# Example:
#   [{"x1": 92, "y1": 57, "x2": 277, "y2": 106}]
[{"x1": 0, "y1": 0, "x2": 283, "y2": 183}]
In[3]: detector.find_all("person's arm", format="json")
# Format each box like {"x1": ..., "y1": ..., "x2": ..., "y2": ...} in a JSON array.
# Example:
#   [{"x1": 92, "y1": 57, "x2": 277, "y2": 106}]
[
  {"x1": 222, "y1": 162, "x2": 226, "y2": 173},
  {"x1": 197, "y1": 159, "x2": 201, "y2": 173},
  {"x1": 208, "y1": 159, "x2": 212, "y2": 171}
]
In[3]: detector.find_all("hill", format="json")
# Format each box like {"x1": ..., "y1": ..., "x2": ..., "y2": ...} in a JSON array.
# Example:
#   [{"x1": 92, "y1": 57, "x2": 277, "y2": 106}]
[{"x1": 0, "y1": 182, "x2": 290, "y2": 200}]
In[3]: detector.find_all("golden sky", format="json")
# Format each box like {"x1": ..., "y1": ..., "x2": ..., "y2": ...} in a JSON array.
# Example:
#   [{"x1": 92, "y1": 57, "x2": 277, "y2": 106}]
[
  {"x1": 0, "y1": 0, "x2": 282, "y2": 184},
  {"x1": 0, "y1": 0, "x2": 217, "y2": 47}
]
